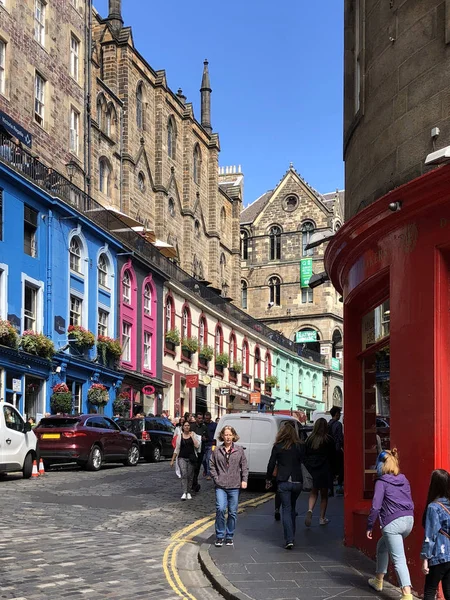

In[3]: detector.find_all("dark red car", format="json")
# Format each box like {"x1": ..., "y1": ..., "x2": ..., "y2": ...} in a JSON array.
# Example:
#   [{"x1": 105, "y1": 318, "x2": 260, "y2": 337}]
[{"x1": 35, "y1": 415, "x2": 140, "y2": 471}]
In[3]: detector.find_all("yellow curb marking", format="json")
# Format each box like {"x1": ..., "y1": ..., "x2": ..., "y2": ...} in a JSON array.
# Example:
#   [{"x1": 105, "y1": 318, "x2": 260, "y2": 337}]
[{"x1": 163, "y1": 492, "x2": 273, "y2": 599}]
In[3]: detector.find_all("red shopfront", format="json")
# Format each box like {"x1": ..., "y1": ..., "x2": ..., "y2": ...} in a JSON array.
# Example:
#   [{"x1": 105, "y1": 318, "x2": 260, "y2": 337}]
[{"x1": 325, "y1": 164, "x2": 450, "y2": 592}]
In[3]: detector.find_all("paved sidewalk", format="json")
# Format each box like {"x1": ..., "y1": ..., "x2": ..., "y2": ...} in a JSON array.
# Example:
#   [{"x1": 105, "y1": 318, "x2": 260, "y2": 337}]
[{"x1": 199, "y1": 493, "x2": 414, "y2": 600}]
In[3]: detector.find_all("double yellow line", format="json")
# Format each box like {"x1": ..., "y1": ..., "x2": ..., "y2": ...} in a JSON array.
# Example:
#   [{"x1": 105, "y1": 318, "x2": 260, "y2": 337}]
[{"x1": 163, "y1": 492, "x2": 273, "y2": 600}]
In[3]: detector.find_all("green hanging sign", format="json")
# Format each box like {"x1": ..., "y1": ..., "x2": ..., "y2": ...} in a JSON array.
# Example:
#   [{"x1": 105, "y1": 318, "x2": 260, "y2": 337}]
[{"x1": 300, "y1": 258, "x2": 313, "y2": 288}]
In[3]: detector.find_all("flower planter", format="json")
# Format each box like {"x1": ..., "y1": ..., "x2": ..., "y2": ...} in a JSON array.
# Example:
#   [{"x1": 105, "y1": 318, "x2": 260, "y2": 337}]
[
  {"x1": 229, "y1": 369, "x2": 238, "y2": 382},
  {"x1": 198, "y1": 356, "x2": 209, "y2": 370},
  {"x1": 215, "y1": 364, "x2": 224, "y2": 377},
  {"x1": 181, "y1": 347, "x2": 192, "y2": 361},
  {"x1": 165, "y1": 340, "x2": 176, "y2": 354},
  {"x1": 88, "y1": 383, "x2": 109, "y2": 406}
]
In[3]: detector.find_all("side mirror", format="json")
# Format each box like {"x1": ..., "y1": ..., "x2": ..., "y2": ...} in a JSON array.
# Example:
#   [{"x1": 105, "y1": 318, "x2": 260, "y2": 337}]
[{"x1": 23, "y1": 422, "x2": 32, "y2": 433}]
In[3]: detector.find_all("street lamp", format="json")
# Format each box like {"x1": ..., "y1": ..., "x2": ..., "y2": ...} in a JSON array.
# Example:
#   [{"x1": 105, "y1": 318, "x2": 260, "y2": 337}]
[{"x1": 66, "y1": 161, "x2": 76, "y2": 181}]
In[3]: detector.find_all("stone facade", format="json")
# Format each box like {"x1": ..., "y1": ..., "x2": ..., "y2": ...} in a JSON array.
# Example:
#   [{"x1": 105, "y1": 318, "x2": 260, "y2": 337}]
[
  {"x1": 0, "y1": 0, "x2": 241, "y2": 299},
  {"x1": 344, "y1": 0, "x2": 450, "y2": 219},
  {"x1": 240, "y1": 166, "x2": 344, "y2": 409}
]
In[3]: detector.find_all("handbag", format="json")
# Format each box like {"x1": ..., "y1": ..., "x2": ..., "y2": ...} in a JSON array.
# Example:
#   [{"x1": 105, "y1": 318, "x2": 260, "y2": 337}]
[{"x1": 301, "y1": 463, "x2": 313, "y2": 492}]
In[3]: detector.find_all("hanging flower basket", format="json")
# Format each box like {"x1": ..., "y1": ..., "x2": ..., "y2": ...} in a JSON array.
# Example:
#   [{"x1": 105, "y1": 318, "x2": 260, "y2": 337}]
[
  {"x1": 0, "y1": 320, "x2": 19, "y2": 349},
  {"x1": 199, "y1": 345, "x2": 214, "y2": 361},
  {"x1": 68, "y1": 325, "x2": 95, "y2": 349},
  {"x1": 165, "y1": 328, "x2": 181, "y2": 345},
  {"x1": 231, "y1": 361, "x2": 242, "y2": 374},
  {"x1": 50, "y1": 383, "x2": 72, "y2": 414},
  {"x1": 181, "y1": 337, "x2": 198, "y2": 353},
  {"x1": 87, "y1": 383, "x2": 109, "y2": 406},
  {"x1": 215, "y1": 352, "x2": 229, "y2": 368},
  {"x1": 113, "y1": 391, "x2": 131, "y2": 416},
  {"x1": 97, "y1": 336, "x2": 122, "y2": 364},
  {"x1": 20, "y1": 331, "x2": 55, "y2": 360}
]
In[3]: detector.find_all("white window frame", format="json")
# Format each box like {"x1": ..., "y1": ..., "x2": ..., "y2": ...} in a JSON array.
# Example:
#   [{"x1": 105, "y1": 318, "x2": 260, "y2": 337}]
[
  {"x1": 34, "y1": 72, "x2": 45, "y2": 126},
  {"x1": 199, "y1": 318, "x2": 205, "y2": 347},
  {"x1": 0, "y1": 263, "x2": 8, "y2": 319},
  {"x1": 122, "y1": 321, "x2": 131, "y2": 362},
  {"x1": 69, "y1": 237, "x2": 81, "y2": 273},
  {"x1": 70, "y1": 107, "x2": 79, "y2": 155},
  {"x1": 70, "y1": 34, "x2": 79, "y2": 81},
  {"x1": 21, "y1": 274, "x2": 44, "y2": 334},
  {"x1": 0, "y1": 40, "x2": 5, "y2": 96},
  {"x1": 182, "y1": 307, "x2": 189, "y2": 339},
  {"x1": 69, "y1": 294, "x2": 82, "y2": 327},
  {"x1": 143, "y1": 331, "x2": 152, "y2": 370},
  {"x1": 301, "y1": 287, "x2": 313, "y2": 304},
  {"x1": 98, "y1": 307, "x2": 109, "y2": 337},
  {"x1": 34, "y1": 0, "x2": 46, "y2": 46},
  {"x1": 99, "y1": 158, "x2": 111, "y2": 195},
  {"x1": 97, "y1": 254, "x2": 108, "y2": 288},
  {"x1": 122, "y1": 270, "x2": 131, "y2": 304},
  {"x1": 143, "y1": 283, "x2": 151, "y2": 315}
]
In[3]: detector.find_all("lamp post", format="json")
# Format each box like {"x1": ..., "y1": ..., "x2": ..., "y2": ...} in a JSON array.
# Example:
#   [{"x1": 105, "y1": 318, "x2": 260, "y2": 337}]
[{"x1": 66, "y1": 161, "x2": 76, "y2": 182}]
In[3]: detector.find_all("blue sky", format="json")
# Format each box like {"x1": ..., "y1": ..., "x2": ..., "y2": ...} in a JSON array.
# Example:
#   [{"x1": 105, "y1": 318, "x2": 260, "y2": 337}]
[{"x1": 94, "y1": 1, "x2": 344, "y2": 205}]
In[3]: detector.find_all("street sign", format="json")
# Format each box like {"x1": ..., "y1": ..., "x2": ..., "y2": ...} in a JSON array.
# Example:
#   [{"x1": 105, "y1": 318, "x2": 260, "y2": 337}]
[
  {"x1": 186, "y1": 374, "x2": 199, "y2": 388},
  {"x1": 219, "y1": 388, "x2": 230, "y2": 395},
  {"x1": 296, "y1": 330, "x2": 317, "y2": 343},
  {"x1": 12, "y1": 379, "x2": 21, "y2": 393},
  {"x1": 300, "y1": 258, "x2": 313, "y2": 288},
  {"x1": 250, "y1": 392, "x2": 261, "y2": 404},
  {"x1": 0, "y1": 109, "x2": 32, "y2": 147}
]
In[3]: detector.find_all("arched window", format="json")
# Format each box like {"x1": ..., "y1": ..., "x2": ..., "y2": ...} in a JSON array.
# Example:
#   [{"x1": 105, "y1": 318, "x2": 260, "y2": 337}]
[
  {"x1": 276, "y1": 357, "x2": 281, "y2": 381},
  {"x1": 220, "y1": 207, "x2": 226, "y2": 228},
  {"x1": 312, "y1": 374, "x2": 318, "y2": 397},
  {"x1": 167, "y1": 116, "x2": 176, "y2": 159},
  {"x1": 241, "y1": 280, "x2": 248, "y2": 309},
  {"x1": 122, "y1": 270, "x2": 131, "y2": 304},
  {"x1": 265, "y1": 352, "x2": 272, "y2": 378},
  {"x1": 99, "y1": 157, "x2": 111, "y2": 196},
  {"x1": 254, "y1": 346, "x2": 261, "y2": 380},
  {"x1": 96, "y1": 94, "x2": 105, "y2": 130},
  {"x1": 242, "y1": 340, "x2": 249, "y2": 374},
  {"x1": 220, "y1": 253, "x2": 226, "y2": 280},
  {"x1": 241, "y1": 230, "x2": 249, "y2": 260},
  {"x1": 168, "y1": 197, "x2": 175, "y2": 217},
  {"x1": 198, "y1": 316, "x2": 207, "y2": 348},
  {"x1": 302, "y1": 221, "x2": 315, "y2": 257},
  {"x1": 182, "y1": 304, "x2": 191, "y2": 339},
  {"x1": 136, "y1": 83, "x2": 143, "y2": 129},
  {"x1": 98, "y1": 253, "x2": 108, "y2": 287},
  {"x1": 165, "y1": 294, "x2": 174, "y2": 333},
  {"x1": 286, "y1": 363, "x2": 291, "y2": 391},
  {"x1": 138, "y1": 172, "x2": 145, "y2": 192},
  {"x1": 332, "y1": 329, "x2": 343, "y2": 359},
  {"x1": 298, "y1": 368, "x2": 304, "y2": 393},
  {"x1": 229, "y1": 333, "x2": 237, "y2": 365},
  {"x1": 69, "y1": 237, "x2": 81, "y2": 273},
  {"x1": 269, "y1": 225, "x2": 282, "y2": 260},
  {"x1": 269, "y1": 276, "x2": 281, "y2": 306},
  {"x1": 333, "y1": 385, "x2": 343, "y2": 407},
  {"x1": 143, "y1": 283, "x2": 152, "y2": 315},
  {"x1": 215, "y1": 324, "x2": 223, "y2": 356},
  {"x1": 105, "y1": 111, "x2": 111, "y2": 137},
  {"x1": 194, "y1": 220, "x2": 201, "y2": 238},
  {"x1": 193, "y1": 145, "x2": 201, "y2": 184}
]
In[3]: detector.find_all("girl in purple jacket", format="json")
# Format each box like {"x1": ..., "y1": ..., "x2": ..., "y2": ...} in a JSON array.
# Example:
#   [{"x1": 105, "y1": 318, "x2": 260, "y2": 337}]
[{"x1": 366, "y1": 449, "x2": 414, "y2": 600}]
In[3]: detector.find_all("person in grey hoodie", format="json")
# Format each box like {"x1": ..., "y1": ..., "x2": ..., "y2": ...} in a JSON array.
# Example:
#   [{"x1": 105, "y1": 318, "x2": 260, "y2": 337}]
[{"x1": 366, "y1": 449, "x2": 414, "y2": 600}]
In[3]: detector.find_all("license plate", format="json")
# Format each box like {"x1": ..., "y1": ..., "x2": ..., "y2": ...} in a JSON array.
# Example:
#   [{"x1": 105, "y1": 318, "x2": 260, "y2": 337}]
[{"x1": 42, "y1": 433, "x2": 60, "y2": 439}]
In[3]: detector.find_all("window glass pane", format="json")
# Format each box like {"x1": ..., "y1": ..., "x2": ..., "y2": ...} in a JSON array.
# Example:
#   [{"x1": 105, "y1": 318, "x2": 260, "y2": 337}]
[{"x1": 362, "y1": 299, "x2": 390, "y2": 350}]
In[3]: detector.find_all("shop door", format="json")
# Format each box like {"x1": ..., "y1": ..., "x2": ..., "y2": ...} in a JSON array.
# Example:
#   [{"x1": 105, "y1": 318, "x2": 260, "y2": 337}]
[
  {"x1": 24, "y1": 377, "x2": 44, "y2": 421},
  {"x1": 196, "y1": 385, "x2": 208, "y2": 415}
]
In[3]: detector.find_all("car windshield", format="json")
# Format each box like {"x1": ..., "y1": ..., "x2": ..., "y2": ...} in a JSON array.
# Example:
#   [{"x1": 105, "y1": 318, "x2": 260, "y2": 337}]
[{"x1": 37, "y1": 418, "x2": 80, "y2": 428}]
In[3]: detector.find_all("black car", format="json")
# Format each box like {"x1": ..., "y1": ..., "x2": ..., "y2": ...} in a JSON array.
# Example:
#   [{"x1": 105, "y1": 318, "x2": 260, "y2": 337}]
[{"x1": 116, "y1": 417, "x2": 174, "y2": 462}]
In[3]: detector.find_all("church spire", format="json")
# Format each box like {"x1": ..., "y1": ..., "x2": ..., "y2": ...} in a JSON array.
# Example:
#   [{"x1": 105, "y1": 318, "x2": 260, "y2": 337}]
[{"x1": 200, "y1": 59, "x2": 212, "y2": 134}]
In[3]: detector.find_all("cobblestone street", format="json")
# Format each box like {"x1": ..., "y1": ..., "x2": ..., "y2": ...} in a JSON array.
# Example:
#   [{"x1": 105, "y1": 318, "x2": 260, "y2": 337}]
[{"x1": 0, "y1": 460, "x2": 262, "y2": 599}]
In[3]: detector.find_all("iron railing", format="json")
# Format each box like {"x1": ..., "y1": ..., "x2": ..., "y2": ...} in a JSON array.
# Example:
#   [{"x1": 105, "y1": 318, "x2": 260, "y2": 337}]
[{"x1": 0, "y1": 134, "x2": 325, "y2": 365}]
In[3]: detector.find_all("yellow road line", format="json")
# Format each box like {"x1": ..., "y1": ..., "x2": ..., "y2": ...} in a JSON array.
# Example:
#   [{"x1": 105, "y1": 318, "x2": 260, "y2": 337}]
[{"x1": 163, "y1": 491, "x2": 274, "y2": 599}]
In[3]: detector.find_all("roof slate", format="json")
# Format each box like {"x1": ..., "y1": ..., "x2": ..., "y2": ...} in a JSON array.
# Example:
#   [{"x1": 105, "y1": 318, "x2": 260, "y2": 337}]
[{"x1": 240, "y1": 191, "x2": 274, "y2": 224}]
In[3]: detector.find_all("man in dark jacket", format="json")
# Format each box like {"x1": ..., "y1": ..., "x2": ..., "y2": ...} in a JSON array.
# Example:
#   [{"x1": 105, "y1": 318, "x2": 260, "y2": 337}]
[
  {"x1": 328, "y1": 406, "x2": 344, "y2": 495},
  {"x1": 191, "y1": 412, "x2": 208, "y2": 492}
]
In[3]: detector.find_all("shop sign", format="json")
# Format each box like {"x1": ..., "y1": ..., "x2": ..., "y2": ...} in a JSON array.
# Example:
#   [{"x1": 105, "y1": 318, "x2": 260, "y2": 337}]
[
  {"x1": 142, "y1": 385, "x2": 155, "y2": 395},
  {"x1": 250, "y1": 392, "x2": 261, "y2": 404},
  {"x1": 296, "y1": 330, "x2": 317, "y2": 343},
  {"x1": 320, "y1": 346, "x2": 330, "y2": 355},
  {"x1": 331, "y1": 358, "x2": 341, "y2": 371},
  {"x1": 12, "y1": 379, "x2": 21, "y2": 393},
  {"x1": 0, "y1": 109, "x2": 32, "y2": 147},
  {"x1": 300, "y1": 258, "x2": 313, "y2": 288},
  {"x1": 219, "y1": 388, "x2": 230, "y2": 395},
  {"x1": 185, "y1": 374, "x2": 199, "y2": 388}
]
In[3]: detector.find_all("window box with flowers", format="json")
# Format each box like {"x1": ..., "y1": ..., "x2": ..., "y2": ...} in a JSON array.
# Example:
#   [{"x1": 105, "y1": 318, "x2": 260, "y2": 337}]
[
  {"x1": 165, "y1": 328, "x2": 180, "y2": 354},
  {"x1": 229, "y1": 361, "x2": 242, "y2": 382},
  {"x1": 20, "y1": 331, "x2": 55, "y2": 360},
  {"x1": 0, "y1": 320, "x2": 19, "y2": 349},
  {"x1": 97, "y1": 336, "x2": 122, "y2": 367},
  {"x1": 215, "y1": 352, "x2": 228, "y2": 376},
  {"x1": 181, "y1": 337, "x2": 198, "y2": 361},
  {"x1": 113, "y1": 391, "x2": 131, "y2": 417},
  {"x1": 50, "y1": 383, "x2": 73, "y2": 414},
  {"x1": 198, "y1": 345, "x2": 213, "y2": 369},
  {"x1": 68, "y1": 325, "x2": 95, "y2": 356},
  {"x1": 265, "y1": 375, "x2": 278, "y2": 394},
  {"x1": 88, "y1": 383, "x2": 109, "y2": 407}
]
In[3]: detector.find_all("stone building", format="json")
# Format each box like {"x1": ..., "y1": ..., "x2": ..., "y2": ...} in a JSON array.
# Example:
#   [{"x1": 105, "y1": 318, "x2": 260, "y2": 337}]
[
  {"x1": 0, "y1": 0, "x2": 241, "y2": 299},
  {"x1": 240, "y1": 165, "x2": 344, "y2": 408}
]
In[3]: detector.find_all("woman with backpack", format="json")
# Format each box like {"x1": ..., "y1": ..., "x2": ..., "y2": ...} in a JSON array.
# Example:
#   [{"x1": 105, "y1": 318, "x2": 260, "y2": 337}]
[
  {"x1": 366, "y1": 449, "x2": 414, "y2": 600},
  {"x1": 170, "y1": 420, "x2": 200, "y2": 500},
  {"x1": 266, "y1": 423, "x2": 305, "y2": 549},
  {"x1": 421, "y1": 469, "x2": 450, "y2": 599},
  {"x1": 304, "y1": 418, "x2": 336, "y2": 526}
]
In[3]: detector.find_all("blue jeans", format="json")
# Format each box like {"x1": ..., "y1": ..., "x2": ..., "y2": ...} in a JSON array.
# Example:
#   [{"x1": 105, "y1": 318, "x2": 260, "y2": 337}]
[
  {"x1": 376, "y1": 515, "x2": 414, "y2": 588},
  {"x1": 278, "y1": 481, "x2": 302, "y2": 544},
  {"x1": 215, "y1": 488, "x2": 240, "y2": 540},
  {"x1": 203, "y1": 446, "x2": 212, "y2": 476}
]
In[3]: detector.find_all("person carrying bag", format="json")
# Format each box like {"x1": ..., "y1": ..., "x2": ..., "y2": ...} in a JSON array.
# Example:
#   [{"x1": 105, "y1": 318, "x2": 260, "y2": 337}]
[{"x1": 170, "y1": 421, "x2": 199, "y2": 501}]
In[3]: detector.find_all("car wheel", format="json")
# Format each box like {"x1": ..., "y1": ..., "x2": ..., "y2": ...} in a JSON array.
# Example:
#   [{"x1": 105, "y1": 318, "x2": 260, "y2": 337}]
[
  {"x1": 22, "y1": 453, "x2": 33, "y2": 479},
  {"x1": 123, "y1": 443, "x2": 140, "y2": 467},
  {"x1": 151, "y1": 444, "x2": 162, "y2": 463},
  {"x1": 86, "y1": 445, "x2": 103, "y2": 471}
]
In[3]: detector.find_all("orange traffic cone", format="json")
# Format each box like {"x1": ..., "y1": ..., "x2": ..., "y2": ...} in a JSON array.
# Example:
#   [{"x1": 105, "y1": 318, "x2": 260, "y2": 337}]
[
  {"x1": 32, "y1": 460, "x2": 39, "y2": 477},
  {"x1": 38, "y1": 458, "x2": 45, "y2": 476}
]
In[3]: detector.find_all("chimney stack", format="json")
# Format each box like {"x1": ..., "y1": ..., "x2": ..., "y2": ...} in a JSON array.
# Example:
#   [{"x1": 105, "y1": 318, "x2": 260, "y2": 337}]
[
  {"x1": 108, "y1": 0, "x2": 123, "y2": 34},
  {"x1": 200, "y1": 59, "x2": 212, "y2": 134}
]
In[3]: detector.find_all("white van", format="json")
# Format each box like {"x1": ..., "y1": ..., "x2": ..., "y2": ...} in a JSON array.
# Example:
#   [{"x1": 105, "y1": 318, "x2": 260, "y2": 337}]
[
  {"x1": 312, "y1": 409, "x2": 344, "y2": 428},
  {"x1": 0, "y1": 402, "x2": 38, "y2": 478},
  {"x1": 215, "y1": 412, "x2": 304, "y2": 480}
]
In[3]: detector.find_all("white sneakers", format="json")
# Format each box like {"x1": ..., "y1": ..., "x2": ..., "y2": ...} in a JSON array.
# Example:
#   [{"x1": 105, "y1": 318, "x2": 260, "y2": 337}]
[
  {"x1": 181, "y1": 493, "x2": 192, "y2": 500},
  {"x1": 186, "y1": 493, "x2": 192, "y2": 500},
  {"x1": 181, "y1": 493, "x2": 187, "y2": 500}
]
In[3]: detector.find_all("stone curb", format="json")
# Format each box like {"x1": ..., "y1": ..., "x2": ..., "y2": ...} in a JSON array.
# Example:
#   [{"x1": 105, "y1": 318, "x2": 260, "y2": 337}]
[{"x1": 198, "y1": 542, "x2": 252, "y2": 600}]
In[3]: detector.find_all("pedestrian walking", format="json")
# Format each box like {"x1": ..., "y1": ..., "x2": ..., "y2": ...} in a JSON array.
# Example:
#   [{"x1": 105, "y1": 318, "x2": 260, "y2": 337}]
[
  {"x1": 328, "y1": 406, "x2": 344, "y2": 495},
  {"x1": 202, "y1": 411, "x2": 217, "y2": 480},
  {"x1": 191, "y1": 412, "x2": 208, "y2": 492},
  {"x1": 421, "y1": 469, "x2": 450, "y2": 600},
  {"x1": 210, "y1": 425, "x2": 248, "y2": 547},
  {"x1": 266, "y1": 423, "x2": 305, "y2": 549},
  {"x1": 170, "y1": 421, "x2": 200, "y2": 500},
  {"x1": 304, "y1": 417, "x2": 335, "y2": 526},
  {"x1": 172, "y1": 416, "x2": 185, "y2": 449},
  {"x1": 366, "y1": 449, "x2": 414, "y2": 600}
]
